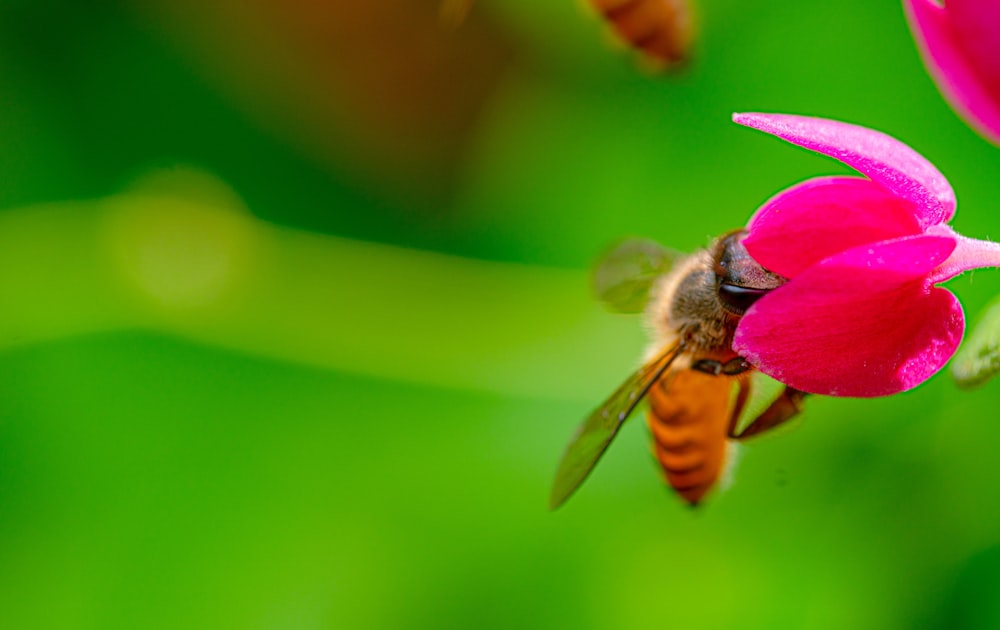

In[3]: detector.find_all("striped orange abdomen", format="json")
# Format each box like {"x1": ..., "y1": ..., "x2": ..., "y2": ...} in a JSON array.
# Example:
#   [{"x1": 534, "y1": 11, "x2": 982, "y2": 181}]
[{"x1": 646, "y1": 367, "x2": 737, "y2": 505}]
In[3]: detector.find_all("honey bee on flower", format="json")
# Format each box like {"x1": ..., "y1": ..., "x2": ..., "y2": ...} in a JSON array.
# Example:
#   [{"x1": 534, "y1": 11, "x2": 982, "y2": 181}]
[{"x1": 551, "y1": 113, "x2": 1000, "y2": 508}]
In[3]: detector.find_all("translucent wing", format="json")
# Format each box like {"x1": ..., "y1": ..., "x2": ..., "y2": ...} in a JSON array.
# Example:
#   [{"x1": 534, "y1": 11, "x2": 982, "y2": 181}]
[
  {"x1": 549, "y1": 341, "x2": 684, "y2": 509},
  {"x1": 592, "y1": 238, "x2": 684, "y2": 313}
]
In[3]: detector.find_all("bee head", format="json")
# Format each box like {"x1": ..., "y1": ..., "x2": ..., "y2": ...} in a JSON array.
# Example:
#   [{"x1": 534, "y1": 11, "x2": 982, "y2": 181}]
[{"x1": 713, "y1": 230, "x2": 786, "y2": 316}]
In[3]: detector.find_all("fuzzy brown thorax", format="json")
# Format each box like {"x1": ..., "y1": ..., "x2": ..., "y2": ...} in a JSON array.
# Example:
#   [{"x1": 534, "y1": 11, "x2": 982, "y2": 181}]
[{"x1": 647, "y1": 231, "x2": 785, "y2": 353}]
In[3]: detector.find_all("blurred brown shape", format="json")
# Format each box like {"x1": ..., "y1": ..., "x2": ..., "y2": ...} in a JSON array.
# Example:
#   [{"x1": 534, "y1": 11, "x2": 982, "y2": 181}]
[
  {"x1": 589, "y1": 0, "x2": 694, "y2": 68},
  {"x1": 136, "y1": 0, "x2": 515, "y2": 207},
  {"x1": 438, "y1": 0, "x2": 474, "y2": 30}
]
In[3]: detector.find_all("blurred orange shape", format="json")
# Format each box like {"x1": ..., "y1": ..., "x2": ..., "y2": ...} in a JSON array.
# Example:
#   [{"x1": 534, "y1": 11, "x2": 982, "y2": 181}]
[
  {"x1": 589, "y1": 0, "x2": 694, "y2": 68},
  {"x1": 140, "y1": 0, "x2": 516, "y2": 205}
]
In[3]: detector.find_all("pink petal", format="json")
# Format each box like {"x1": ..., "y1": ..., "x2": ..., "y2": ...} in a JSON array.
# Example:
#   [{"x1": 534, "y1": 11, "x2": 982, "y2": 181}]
[
  {"x1": 949, "y1": 0, "x2": 1000, "y2": 89},
  {"x1": 733, "y1": 112, "x2": 956, "y2": 227},
  {"x1": 743, "y1": 176, "x2": 923, "y2": 278},
  {"x1": 734, "y1": 234, "x2": 964, "y2": 397},
  {"x1": 905, "y1": 0, "x2": 1000, "y2": 145}
]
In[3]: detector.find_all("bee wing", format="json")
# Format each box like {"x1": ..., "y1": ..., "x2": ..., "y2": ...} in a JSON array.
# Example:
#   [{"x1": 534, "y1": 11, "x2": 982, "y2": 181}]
[
  {"x1": 549, "y1": 341, "x2": 684, "y2": 509},
  {"x1": 592, "y1": 238, "x2": 683, "y2": 314}
]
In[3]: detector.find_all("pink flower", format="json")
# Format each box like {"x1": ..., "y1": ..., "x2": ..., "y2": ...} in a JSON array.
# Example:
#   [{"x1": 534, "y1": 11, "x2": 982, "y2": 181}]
[
  {"x1": 904, "y1": 0, "x2": 1000, "y2": 145},
  {"x1": 731, "y1": 113, "x2": 1000, "y2": 397}
]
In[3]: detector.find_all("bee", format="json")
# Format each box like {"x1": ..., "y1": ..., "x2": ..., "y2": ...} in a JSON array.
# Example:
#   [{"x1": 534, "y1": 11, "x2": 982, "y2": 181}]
[
  {"x1": 549, "y1": 231, "x2": 807, "y2": 508},
  {"x1": 589, "y1": 0, "x2": 694, "y2": 67}
]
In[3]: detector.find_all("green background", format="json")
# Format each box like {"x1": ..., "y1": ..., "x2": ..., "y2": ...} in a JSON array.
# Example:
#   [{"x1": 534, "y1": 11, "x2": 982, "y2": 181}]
[{"x1": 2, "y1": 0, "x2": 1000, "y2": 628}]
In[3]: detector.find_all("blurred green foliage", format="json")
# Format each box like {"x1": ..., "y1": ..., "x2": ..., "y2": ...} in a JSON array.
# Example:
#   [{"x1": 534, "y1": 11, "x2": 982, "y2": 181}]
[{"x1": 2, "y1": 0, "x2": 1000, "y2": 628}]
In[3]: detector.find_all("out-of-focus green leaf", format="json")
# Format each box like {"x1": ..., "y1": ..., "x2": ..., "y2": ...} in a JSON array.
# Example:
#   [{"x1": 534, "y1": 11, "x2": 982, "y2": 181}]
[{"x1": 951, "y1": 295, "x2": 1000, "y2": 388}]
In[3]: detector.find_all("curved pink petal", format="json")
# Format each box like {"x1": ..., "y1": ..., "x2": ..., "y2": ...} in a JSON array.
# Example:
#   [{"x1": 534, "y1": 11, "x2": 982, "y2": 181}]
[
  {"x1": 905, "y1": 0, "x2": 1000, "y2": 146},
  {"x1": 733, "y1": 112, "x2": 956, "y2": 227},
  {"x1": 734, "y1": 234, "x2": 963, "y2": 397},
  {"x1": 743, "y1": 176, "x2": 923, "y2": 278},
  {"x1": 949, "y1": 0, "x2": 1000, "y2": 89}
]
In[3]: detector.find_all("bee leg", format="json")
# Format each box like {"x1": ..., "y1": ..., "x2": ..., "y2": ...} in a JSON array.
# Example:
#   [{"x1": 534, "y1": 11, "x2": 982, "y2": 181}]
[
  {"x1": 692, "y1": 357, "x2": 752, "y2": 377},
  {"x1": 719, "y1": 357, "x2": 752, "y2": 376},
  {"x1": 732, "y1": 387, "x2": 807, "y2": 440},
  {"x1": 691, "y1": 359, "x2": 723, "y2": 375}
]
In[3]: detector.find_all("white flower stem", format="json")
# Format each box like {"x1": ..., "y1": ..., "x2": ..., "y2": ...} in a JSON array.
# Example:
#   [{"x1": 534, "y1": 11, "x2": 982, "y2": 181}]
[{"x1": 930, "y1": 229, "x2": 1000, "y2": 283}]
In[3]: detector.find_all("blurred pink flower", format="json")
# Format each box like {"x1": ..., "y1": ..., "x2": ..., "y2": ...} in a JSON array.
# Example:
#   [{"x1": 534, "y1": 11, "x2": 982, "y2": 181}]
[
  {"x1": 731, "y1": 113, "x2": 1000, "y2": 397},
  {"x1": 904, "y1": 0, "x2": 1000, "y2": 145}
]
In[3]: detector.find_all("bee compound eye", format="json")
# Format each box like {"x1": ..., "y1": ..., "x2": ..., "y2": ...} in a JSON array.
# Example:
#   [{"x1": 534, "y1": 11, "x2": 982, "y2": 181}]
[{"x1": 718, "y1": 283, "x2": 769, "y2": 315}]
